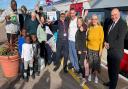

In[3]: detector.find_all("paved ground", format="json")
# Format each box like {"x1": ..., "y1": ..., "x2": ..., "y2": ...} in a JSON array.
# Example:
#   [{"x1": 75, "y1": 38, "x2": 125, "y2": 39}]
[{"x1": 7, "y1": 64, "x2": 82, "y2": 89}]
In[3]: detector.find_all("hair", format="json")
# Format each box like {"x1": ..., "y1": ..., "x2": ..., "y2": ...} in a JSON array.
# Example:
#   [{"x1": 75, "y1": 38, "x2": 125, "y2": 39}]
[
  {"x1": 60, "y1": 13, "x2": 65, "y2": 16},
  {"x1": 70, "y1": 8, "x2": 75, "y2": 11},
  {"x1": 25, "y1": 35, "x2": 31, "y2": 39},
  {"x1": 21, "y1": 5, "x2": 27, "y2": 12},
  {"x1": 77, "y1": 17, "x2": 87, "y2": 31},
  {"x1": 89, "y1": 14, "x2": 101, "y2": 27},
  {"x1": 11, "y1": 0, "x2": 17, "y2": 5}
]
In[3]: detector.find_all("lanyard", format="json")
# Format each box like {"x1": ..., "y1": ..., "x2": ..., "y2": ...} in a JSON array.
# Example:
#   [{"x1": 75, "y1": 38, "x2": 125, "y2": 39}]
[{"x1": 62, "y1": 21, "x2": 66, "y2": 33}]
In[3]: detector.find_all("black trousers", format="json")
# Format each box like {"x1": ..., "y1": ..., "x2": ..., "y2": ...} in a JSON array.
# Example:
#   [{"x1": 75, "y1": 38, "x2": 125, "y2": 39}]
[
  {"x1": 40, "y1": 41, "x2": 47, "y2": 64},
  {"x1": 107, "y1": 50, "x2": 122, "y2": 89},
  {"x1": 55, "y1": 40, "x2": 69, "y2": 67},
  {"x1": 78, "y1": 53, "x2": 86, "y2": 77}
]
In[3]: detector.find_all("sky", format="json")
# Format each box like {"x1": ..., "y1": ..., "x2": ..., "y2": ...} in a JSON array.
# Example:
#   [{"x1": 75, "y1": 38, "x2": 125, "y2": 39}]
[{"x1": 0, "y1": 0, "x2": 60, "y2": 9}]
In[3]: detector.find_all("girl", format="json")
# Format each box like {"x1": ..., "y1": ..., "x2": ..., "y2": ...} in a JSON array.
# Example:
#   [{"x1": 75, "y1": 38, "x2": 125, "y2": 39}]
[
  {"x1": 21, "y1": 35, "x2": 34, "y2": 81},
  {"x1": 86, "y1": 14, "x2": 104, "y2": 83}
]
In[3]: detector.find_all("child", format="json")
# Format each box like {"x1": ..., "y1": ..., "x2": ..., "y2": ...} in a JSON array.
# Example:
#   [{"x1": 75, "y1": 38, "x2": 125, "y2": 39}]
[
  {"x1": 75, "y1": 17, "x2": 88, "y2": 83},
  {"x1": 18, "y1": 29, "x2": 27, "y2": 79},
  {"x1": 31, "y1": 35, "x2": 41, "y2": 76},
  {"x1": 21, "y1": 35, "x2": 34, "y2": 81}
]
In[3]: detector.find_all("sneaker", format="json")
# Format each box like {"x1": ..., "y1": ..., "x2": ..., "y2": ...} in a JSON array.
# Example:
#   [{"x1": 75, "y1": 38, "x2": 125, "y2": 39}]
[
  {"x1": 80, "y1": 78, "x2": 86, "y2": 86},
  {"x1": 94, "y1": 76, "x2": 98, "y2": 84},
  {"x1": 88, "y1": 75, "x2": 91, "y2": 82}
]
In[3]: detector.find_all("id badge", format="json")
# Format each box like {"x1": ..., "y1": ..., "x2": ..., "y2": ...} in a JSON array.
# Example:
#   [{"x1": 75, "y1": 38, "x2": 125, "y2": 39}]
[{"x1": 63, "y1": 33, "x2": 67, "y2": 37}]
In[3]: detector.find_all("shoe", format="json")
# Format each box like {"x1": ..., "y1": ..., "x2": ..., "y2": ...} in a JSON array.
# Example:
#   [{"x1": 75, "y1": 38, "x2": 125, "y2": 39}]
[
  {"x1": 103, "y1": 82, "x2": 110, "y2": 87},
  {"x1": 88, "y1": 75, "x2": 91, "y2": 82},
  {"x1": 94, "y1": 76, "x2": 98, "y2": 84},
  {"x1": 36, "y1": 71, "x2": 40, "y2": 76},
  {"x1": 63, "y1": 66, "x2": 68, "y2": 73},
  {"x1": 32, "y1": 74, "x2": 35, "y2": 79}
]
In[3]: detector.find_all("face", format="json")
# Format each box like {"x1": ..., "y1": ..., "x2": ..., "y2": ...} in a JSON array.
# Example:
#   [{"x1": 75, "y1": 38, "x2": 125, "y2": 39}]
[
  {"x1": 21, "y1": 29, "x2": 27, "y2": 37},
  {"x1": 77, "y1": 19, "x2": 83, "y2": 28},
  {"x1": 31, "y1": 12, "x2": 36, "y2": 20},
  {"x1": 91, "y1": 15, "x2": 98, "y2": 26},
  {"x1": 11, "y1": 2, "x2": 17, "y2": 11},
  {"x1": 70, "y1": 10, "x2": 76, "y2": 19},
  {"x1": 111, "y1": 9, "x2": 120, "y2": 22},
  {"x1": 60, "y1": 14, "x2": 65, "y2": 22},
  {"x1": 26, "y1": 37, "x2": 31, "y2": 43},
  {"x1": 41, "y1": 16, "x2": 45, "y2": 24},
  {"x1": 31, "y1": 35, "x2": 37, "y2": 42}
]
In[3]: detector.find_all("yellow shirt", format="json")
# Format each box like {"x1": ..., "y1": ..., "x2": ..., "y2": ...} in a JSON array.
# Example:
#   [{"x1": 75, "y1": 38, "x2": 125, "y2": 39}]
[{"x1": 87, "y1": 25, "x2": 104, "y2": 52}]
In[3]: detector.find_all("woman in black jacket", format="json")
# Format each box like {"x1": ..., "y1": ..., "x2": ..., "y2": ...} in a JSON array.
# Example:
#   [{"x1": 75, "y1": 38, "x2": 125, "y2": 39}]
[{"x1": 75, "y1": 17, "x2": 87, "y2": 78}]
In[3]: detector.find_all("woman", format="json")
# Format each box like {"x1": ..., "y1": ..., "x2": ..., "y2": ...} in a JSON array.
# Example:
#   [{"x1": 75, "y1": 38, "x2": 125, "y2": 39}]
[
  {"x1": 76, "y1": 17, "x2": 87, "y2": 77},
  {"x1": 86, "y1": 14, "x2": 104, "y2": 83}
]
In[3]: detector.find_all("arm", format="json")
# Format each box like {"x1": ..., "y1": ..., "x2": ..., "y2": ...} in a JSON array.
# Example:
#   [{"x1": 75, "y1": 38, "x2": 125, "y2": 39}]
[
  {"x1": 99, "y1": 27, "x2": 104, "y2": 52},
  {"x1": 21, "y1": 44, "x2": 24, "y2": 61},
  {"x1": 110, "y1": 21, "x2": 128, "y2": 49}
]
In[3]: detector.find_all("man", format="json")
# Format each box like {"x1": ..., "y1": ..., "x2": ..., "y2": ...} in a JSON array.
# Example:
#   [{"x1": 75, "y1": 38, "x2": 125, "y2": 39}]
[
  {"x1": 104, "y1": 8, "x2": 128, "y2": 89},
  {"x1": 68, "y1": 8, "x2": 80, "y2": 73},
  {"x1": 53, "y1": 13, "x2": 69, "y2": 73},
  {"x1": 19, "y1": 5, "x2": 28, "y2": 30},
  {"x1": 24, "y1": 12, "x2": 39, "y2": 36},
  {"x1": 0, "y1": 0, "x2": 20, "y2": 45}
]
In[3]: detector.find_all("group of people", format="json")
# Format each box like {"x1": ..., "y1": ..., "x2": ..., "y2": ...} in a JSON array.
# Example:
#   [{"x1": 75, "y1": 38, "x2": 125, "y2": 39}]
[{"x1": 0, "y1": 0, "x2": 128, "y2": 89}]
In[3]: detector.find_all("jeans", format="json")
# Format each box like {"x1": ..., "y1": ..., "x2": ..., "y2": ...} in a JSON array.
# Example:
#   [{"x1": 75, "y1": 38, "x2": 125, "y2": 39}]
[{"x1": 69, "y1": 40, "x2": 79, "y2": 71}]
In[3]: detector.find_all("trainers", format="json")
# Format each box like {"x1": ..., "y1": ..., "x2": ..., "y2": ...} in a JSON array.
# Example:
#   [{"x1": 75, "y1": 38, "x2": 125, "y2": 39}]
[
  {"x1": 94, "y1": 76, "x2": 98, "y2": 84},
  {"x1": 88, "y1": 75, "x2": 91, "y2": 82}
]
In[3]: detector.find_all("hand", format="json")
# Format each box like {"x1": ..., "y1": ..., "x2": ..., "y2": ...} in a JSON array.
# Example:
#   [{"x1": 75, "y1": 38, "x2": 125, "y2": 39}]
[
  {"x1": 99, "y1": 51, "x2": 102, "y2": 57},
  {"x1": 5, "y1": 16, "x2": 10, "y2": 21},
  {"x1": 104, "y1": 42, "x2": 110, "y2": 49},
  {"x1": 80, "y1": 27, "x2": 83, "y2": 32},
  {"x1": 78, "y1": 51, "x2": 82, "y2": 54}
]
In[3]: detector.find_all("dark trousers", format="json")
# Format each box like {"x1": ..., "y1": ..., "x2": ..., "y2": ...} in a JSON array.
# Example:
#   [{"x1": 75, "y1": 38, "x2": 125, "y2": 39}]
[
  {"x1": 55, "y1": 40, "x2": 69, "y2": 67},
  {"x1": 40, "y1": 41, "x2": 47, "y2": 64},
  {"x1": 78, "y1": 53, "x2": 85, "y2": 77},
  {"x1": 107, "y1": 50, "x2": 122, "y2": 89}
]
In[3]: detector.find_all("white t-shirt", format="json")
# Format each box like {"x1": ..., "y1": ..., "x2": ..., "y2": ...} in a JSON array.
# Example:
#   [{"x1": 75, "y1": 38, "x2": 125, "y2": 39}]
[
  {"x1": 68, "y1": 17, "x2": 78, "y2": 42},
  {"x1": 21, "y1": 43, "x2": 33, "y2": 61}
]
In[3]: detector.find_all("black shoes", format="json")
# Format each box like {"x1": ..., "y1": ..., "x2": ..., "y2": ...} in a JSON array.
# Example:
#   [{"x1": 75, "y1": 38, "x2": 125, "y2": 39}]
[
  {"x1": 63, "y1": 65, "x2": 68, "y2": 73},
  {"x1": 53, "y1": 65, "x2": 60, "y2": 71},
  {"x1": 103, "y1": 82, "x2": 110, "y2": 87}
]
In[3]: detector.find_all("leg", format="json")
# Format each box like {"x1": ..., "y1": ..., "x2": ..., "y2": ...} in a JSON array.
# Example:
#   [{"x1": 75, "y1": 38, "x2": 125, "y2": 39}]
[
  {"x1": 63, "y1": 41, "x2": 69, "y2": 73},
  {"x1": 109, "y1": 54, "x2": 121, "y2": 89},
  {"x1": 71, "y1": 41, "x2": 80, "y2": 71},
  {"x1": 68, "y1": 40, "x2": 75, "y2": 68},
  {"x1": 29, "y1": 60, "x2": 34, "y2": 76},
  {"x1": 24, "y1": 61, "x2": 28, "y2": 79},
  {"x1": 53, "y1": 41, "x2": 62, "y2": 71}
]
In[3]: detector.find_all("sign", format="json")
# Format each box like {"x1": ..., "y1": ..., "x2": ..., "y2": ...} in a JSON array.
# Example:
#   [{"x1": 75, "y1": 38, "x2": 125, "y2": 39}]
[{"x1": 47, "y1": 11, "x2": 57, "y2": 21}]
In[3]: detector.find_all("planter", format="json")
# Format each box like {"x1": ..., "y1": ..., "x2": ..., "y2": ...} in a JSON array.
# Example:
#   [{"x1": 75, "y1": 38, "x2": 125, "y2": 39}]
[{"x1": 0, "y1": 54, "x2": 19, "y2": 78}]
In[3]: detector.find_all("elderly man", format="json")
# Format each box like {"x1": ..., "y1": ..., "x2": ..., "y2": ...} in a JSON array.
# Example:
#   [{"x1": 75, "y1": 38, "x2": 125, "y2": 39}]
[
  {"x1": 104, "y1": 8, "x2": 128, "y2": 89},
  {"x1": 0, "y1": 0, "x2": 20, "y2": 45}
]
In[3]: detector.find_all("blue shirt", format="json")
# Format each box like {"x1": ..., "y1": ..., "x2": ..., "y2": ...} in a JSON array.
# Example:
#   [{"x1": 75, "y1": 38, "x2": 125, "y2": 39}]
[{"x1": 18, "y1": 36, "x2": 25, "y2": 56}]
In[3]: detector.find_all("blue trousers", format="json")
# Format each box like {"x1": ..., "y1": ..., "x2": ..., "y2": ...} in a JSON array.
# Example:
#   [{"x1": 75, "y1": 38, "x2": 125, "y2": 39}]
[{"x1": 69, "y1": 40, "x2": 79, "y2": 71}]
